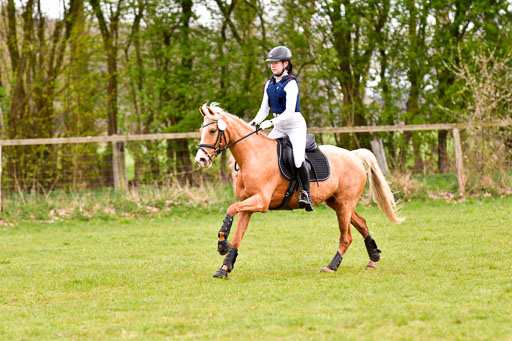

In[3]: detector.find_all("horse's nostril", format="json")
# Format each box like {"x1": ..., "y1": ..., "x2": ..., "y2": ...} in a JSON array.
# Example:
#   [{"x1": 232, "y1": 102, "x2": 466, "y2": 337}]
[{"x1": 199, "y1": 157, "x2": 207, "y2": 166}]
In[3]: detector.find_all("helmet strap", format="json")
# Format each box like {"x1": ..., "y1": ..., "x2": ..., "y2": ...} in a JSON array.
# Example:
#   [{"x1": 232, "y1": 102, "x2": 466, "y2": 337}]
[{"x1": 275, "y1": 68, "x2": 288, "y2": 79}]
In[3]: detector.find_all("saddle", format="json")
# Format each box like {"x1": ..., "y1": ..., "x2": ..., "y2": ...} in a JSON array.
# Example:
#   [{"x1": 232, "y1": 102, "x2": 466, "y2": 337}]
[{"x1": 272, "y1": 134, "x2": 330, "y2": 210}]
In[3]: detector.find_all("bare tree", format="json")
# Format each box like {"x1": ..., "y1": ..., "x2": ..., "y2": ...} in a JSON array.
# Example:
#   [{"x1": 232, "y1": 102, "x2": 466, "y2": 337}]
[
  {"x1": 2, "y1": 0, "x2": 80, "y2": 190},
  {"x1": 89, "y1": 0, "x2": 126, "y2": 188},
  {"x1": 446, "y1": 47, "x2": 512, "y2": 189}
]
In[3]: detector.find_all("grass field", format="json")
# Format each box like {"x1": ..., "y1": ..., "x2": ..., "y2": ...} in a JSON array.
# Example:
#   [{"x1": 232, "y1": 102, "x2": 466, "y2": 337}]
[{"x1": 1, "y1": 198, "x2": 511, "y2": 340}]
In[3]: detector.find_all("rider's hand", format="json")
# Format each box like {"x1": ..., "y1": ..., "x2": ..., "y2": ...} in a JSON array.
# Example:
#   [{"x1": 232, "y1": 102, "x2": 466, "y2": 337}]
[
  {"x1": 249, "y1": 120, "x2": 259, "y2": 126},
  {"x1": 260, "y1": 120, "x2": 273, "y2": 130}
]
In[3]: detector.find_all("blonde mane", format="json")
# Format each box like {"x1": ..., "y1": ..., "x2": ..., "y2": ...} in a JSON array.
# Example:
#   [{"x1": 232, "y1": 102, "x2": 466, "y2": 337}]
[{"x1": 204, "y1": 102, "x2": 253, "y2": 128}]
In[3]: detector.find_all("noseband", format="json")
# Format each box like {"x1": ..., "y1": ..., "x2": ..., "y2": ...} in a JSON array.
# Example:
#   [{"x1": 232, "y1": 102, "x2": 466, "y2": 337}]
[{"x1": 198, "y1": 120, "x2": 261, "y2": 162}]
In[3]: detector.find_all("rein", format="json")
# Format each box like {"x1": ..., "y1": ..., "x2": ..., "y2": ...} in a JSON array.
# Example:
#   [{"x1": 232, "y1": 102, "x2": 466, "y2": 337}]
[{"x1": 198, "y1": 120, "x2": 261, "y2": 161}]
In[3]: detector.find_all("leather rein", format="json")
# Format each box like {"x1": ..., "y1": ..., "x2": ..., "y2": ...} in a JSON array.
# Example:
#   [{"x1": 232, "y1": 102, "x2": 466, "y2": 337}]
[{"x1": 198, "y1": 120, "x2": 261, "y2": 162}]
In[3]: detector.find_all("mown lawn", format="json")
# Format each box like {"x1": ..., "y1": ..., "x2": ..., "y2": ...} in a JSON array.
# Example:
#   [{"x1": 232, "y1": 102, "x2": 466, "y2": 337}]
[{"x1": 0, "y1": 198, "x2": 511, "y2": 340}]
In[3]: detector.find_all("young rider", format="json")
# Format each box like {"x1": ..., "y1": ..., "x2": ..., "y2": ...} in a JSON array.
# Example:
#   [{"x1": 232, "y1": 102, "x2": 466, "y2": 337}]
[{"x1": 249, "y1": 46, "x2": 313, "y2": 211}]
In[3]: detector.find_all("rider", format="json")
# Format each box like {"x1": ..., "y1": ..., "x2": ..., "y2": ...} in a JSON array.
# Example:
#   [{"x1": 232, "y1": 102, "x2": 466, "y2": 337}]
[{"x1": 249, "y1": 46, "x2": 313, "y2": 212}]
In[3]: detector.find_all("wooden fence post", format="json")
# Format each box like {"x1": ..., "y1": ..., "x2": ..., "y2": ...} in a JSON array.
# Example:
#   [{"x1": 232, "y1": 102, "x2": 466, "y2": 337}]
[
  {"x1": 452, "y1": 128, "x2": 465, "y2": 195},
  {"x1": 0, "y1": 145, "x2": 2, "y2": 213},
  {"x1": 112, "y1": 140, "x2": 127, "y2": 191},
  {"x1": 370, "y1": 133, "x2": 390, "y2": 175}
]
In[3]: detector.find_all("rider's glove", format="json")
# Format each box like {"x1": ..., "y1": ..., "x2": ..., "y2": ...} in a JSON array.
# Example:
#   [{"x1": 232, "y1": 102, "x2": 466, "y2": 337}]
[
  {"x1": 249, "y1": 119, "x2": 259, "y2": 126},
  {"x1": 260, "y1": 120, "x2": 273, "y2": 130}
]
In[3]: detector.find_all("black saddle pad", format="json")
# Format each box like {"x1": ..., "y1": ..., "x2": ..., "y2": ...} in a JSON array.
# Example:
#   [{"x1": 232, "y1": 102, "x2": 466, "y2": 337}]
[{"x1": 276, "y1": 134, "x2": 330, "y2": 182}]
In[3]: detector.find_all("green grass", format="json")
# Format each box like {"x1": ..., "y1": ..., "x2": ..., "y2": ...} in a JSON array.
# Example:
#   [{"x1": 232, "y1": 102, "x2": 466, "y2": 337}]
[{"x1": 1, "y1": 198, "x2": 511, "y2": 340}]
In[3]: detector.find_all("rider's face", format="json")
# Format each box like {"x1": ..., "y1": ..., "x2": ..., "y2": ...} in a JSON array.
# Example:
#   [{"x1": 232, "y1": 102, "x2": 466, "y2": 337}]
[{"x1": 270, "y1": 61, "x2": 288, "y2": 75}]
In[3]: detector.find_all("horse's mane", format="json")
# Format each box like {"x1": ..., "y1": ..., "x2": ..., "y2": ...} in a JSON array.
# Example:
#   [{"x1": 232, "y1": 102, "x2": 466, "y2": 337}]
[
  {"x1": 204, "y1": 102, "x2": 253, "y2": 129},
  {"x1": 202, "y1": 102, "x2": 273, "y2": 142}
]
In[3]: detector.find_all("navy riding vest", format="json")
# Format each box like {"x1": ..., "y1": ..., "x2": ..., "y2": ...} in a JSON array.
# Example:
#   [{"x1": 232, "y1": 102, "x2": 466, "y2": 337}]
[{"x1": 267, "y1": 75, "x2": 300, "y2": 114}]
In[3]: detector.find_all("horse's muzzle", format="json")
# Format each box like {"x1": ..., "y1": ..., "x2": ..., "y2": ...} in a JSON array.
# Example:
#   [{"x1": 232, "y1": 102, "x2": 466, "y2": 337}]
[
  {"x1": 196, "y1": 157, "x2": 210, "y2": 168},
  {"x1": 195, "y1": 151, "x2": 212, "y2": 168}
]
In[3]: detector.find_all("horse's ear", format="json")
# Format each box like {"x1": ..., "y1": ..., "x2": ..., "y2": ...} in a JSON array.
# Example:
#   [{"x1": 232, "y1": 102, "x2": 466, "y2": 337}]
[
  {"x1": 207, "y1": 106, "x2": 216, "y2": 116},
  {"x1": 199, "y1": 105, "x2": 206, "y2": 117}
]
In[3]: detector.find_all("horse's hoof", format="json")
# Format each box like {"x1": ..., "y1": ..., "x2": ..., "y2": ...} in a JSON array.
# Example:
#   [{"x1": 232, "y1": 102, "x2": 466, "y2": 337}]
[
  {"x1": 217, "y1": 239, "x2": 232, "y2": 255},
  {"x1": 320, "y1": 266, "x2": 335, "y2": 273},
  {"x1": 213, "y1": 268, "x2": 228, "y2": 278},
  {"x1": 366, "y1": 260, "x2": 377, "y2": 270}
]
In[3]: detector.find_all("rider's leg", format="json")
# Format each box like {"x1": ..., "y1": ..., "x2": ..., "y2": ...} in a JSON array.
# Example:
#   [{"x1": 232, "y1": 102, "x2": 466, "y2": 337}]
[
  {"x1": 297, "y1": 162, "x2": 313, "y2": 211},
  {"x1": 269, "y1": 117, "x2": 312, "y2": 210},
  {"x1": 286, "y1": 119, "x2": 313, "y2": 211},
  {"x1": 286, "y1": 119, "x2": 307, "y2": 169},
  {"x1": 267, "y1": 127, "x2": 286, "y2": 139}
]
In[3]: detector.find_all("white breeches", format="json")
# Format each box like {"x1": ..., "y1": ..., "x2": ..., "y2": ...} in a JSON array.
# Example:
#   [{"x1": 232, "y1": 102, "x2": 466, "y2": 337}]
[{"x1": 268, "y1": 113, "x2": 307, "y2": 168}]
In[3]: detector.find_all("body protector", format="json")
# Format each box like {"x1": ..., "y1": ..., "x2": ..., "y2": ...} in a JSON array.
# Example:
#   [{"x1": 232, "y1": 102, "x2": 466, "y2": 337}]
[{"x1": 267, "y1": 75, "x2": 300, "y2": 114}]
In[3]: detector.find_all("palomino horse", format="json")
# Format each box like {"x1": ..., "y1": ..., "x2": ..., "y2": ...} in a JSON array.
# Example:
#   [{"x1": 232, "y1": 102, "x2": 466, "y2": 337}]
[{"x1": 195, "y1": 103, "x2": 404, "y2": 278}]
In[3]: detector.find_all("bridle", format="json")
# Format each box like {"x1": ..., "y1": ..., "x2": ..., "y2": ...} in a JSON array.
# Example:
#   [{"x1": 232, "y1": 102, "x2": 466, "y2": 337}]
[{"x1": 198, "y1": 119, "x2": 261, "y2": 163}]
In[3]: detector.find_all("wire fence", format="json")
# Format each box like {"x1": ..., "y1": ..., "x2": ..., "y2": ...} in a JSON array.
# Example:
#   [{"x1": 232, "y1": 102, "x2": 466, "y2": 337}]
[{"x1": 1, "y1": 121, "x2": 511, "y2": 209}]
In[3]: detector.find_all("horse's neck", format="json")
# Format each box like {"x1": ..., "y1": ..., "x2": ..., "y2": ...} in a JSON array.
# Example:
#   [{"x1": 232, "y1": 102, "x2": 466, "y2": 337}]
[{"x1": 227, "y1": 119, "x2": 274, "y2": 168}]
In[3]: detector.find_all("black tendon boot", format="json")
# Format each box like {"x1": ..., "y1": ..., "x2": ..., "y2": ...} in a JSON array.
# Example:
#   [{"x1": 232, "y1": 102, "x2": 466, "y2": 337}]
[{"x1": 297, "y1": 162, "x2": 313, "y2": 212}]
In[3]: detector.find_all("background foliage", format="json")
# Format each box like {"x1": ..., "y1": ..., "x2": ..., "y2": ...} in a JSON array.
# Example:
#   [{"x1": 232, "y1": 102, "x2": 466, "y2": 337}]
[{"x1": 0, "y1": 0, "x2": 511, "y2": 193}]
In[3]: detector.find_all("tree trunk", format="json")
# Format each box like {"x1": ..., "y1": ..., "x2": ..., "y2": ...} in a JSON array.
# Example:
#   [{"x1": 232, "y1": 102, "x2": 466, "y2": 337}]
[
  {"x1": 175, "y1": 139, "x2": 193, "y2": 185},
  {"x1": 405, "y1": 0, "x2": 424, "y2": 173},
  {"x1": 123, "y1": 0, "x2": 145, "y2": 186},
  {"x1": 90, "y1": 0, "x2": 125, "y2": 188},
  {"x1": 326, "y1": 0, "x2": 389, "y2": 150},
  {"x1": 437, "y1": 130, "x2": 449, "y2": 173},
  {"x1": 166, "y1": 0, "x2": 194, "y2": 185},
  {"x1": 411, "y1": 133, "x2": 424, "y2": 172}
]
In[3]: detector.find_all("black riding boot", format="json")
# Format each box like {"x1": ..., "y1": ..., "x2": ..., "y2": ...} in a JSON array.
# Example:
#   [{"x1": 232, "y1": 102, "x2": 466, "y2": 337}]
[{"x1": 297, "y1": 162, "x2": 313, "y2": 212}]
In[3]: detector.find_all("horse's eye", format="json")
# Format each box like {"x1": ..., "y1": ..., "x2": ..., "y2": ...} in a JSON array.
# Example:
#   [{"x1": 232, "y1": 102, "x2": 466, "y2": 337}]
[{"x1": 210, "y1": 128, "x2": 217, "y2": 134}]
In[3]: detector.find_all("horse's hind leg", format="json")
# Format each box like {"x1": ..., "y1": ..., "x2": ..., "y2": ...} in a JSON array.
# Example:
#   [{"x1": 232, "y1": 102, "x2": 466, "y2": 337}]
[
  {"x1": 351, "y1": 211, "x2": 381, "y2": 270},
  {"x1": 321, "y1": 198, "x2": 353, "y2": 273}
]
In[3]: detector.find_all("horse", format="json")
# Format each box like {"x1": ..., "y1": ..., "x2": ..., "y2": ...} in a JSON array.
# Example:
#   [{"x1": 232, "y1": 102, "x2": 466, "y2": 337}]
[{"x1": 195, "y1": 103, "x2": 404, "y2": 278}]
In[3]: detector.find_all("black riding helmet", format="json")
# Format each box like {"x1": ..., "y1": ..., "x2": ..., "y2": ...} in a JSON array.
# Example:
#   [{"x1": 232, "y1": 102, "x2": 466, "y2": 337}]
[{"x1": 265, "y1": 46, "x2": 292, "y2": 62}]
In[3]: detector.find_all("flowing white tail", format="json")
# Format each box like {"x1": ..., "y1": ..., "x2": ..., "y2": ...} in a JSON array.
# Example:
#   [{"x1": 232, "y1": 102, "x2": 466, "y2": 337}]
[{"x1": 352, "y1": 149, "x2": 405, "y2": 224}]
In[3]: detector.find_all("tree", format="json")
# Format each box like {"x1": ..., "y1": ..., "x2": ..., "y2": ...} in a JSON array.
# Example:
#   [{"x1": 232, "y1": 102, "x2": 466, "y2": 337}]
[
  {"x1": 123, "y1": 0, "x2": 148, "y2": 185},
  {"x1": 318, "y1": 0, "x2": 390, "y2": 148},
  {"x1": 167, "y1": 0, "x2": 195, "y2": 184},
  {"x1": 89, "y1": 0, "x2": 126, "y2": 187},
  {"x1": 430, "y1": 0, "x2": 511, "y2": 173},
  {"x1": 399, "y1": 0, "x2": 432, "y2": 172},
  {"x1": 2, "y1": 0, "x2": 80, "y2": 190}
]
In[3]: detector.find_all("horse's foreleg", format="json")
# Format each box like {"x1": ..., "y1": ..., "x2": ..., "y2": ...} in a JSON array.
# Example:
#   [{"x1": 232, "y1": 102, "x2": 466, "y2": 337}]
[
  {"x1": 351, "y1": 211, "x2": 381, "y2": 269},
  {"x1": 217, "y1": 193, "x2": 267, "y2": 255},
  {"x1": 217, "y1": 214, "x2": 234, "y2": 255},
  {"x1": 213, "y1": 194, "x2": 267, "y2": 279},
  {"x1": 213, "y1": 211, "x2": 253, "y2": 279},
  {"x1": 226, "y1": 193, "x2": 267, "y2": 216}
]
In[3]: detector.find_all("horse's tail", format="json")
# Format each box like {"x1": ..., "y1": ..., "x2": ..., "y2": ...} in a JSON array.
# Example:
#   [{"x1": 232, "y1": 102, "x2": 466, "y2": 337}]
[{"x1": 352, "y1": 149, "x2": 405, "y2": 224}]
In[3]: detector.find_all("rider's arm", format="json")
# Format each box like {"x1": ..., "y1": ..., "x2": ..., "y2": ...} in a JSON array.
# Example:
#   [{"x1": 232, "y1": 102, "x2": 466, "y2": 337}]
[
  {"x1": 251, "y1": 81, "x2": 270, "y2": 124},
  {"x1": 271, "y1": 80, "x2": 298, "y2": 125}
]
